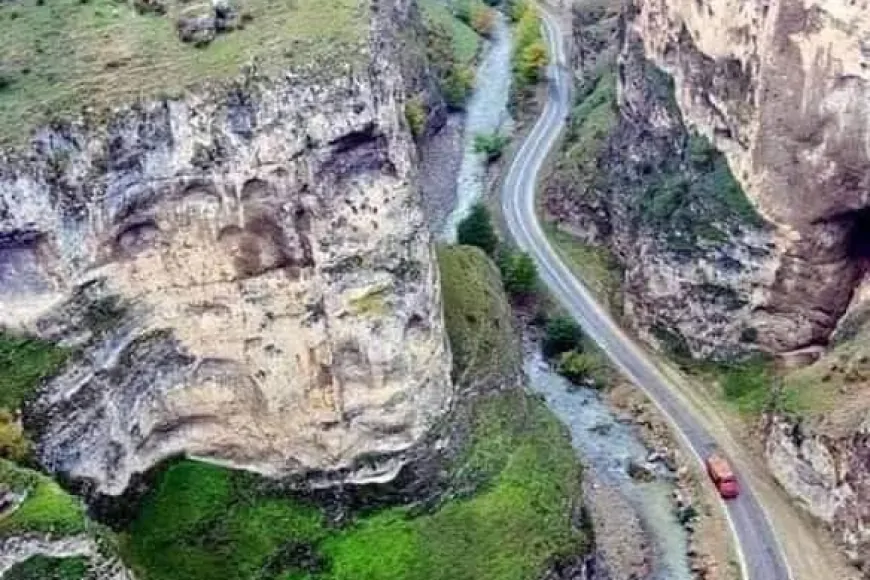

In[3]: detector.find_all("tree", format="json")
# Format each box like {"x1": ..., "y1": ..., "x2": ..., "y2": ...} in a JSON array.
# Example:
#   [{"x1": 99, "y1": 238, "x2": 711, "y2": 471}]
[
  {"x1": 470, "y1": 4, "x2": 495, "y2": 36},
  {"x1": 457, "y1": 203, "x2": 499, "y2": 255},
  {"x1": 500, "y1": 250, "x2": 537, "y2": 296},
  {"x1": 542, "y1": 316, "x2": 583, "y2": 357},
  {"x1": 516, "y1": 40, "x2": 548, "y2": 85},
  {"x1": 557, "y1": 350, "x2": 598, "y2": 385},
  {"x1": 473, "y1": 131, "x2": 510, "y2": 162}
]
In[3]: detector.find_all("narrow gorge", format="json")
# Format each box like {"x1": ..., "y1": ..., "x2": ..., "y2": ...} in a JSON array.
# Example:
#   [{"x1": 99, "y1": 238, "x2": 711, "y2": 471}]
[{"x1": 542, "y1": 0, "x2": 870, "y2": 574}]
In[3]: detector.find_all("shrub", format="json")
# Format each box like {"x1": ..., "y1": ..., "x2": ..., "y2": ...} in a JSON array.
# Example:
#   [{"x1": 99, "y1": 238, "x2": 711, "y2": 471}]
[
  {"x1": 470, "y1": 3, "x2": 495, "y2": 36},
  {"x1": 442, "y1": 65, "x2": 474, "y2": 109},
  {"x1": 499, "y1": 250, "x2": 538, "y2": 296},
  {"x1": 557, "y1": 350, "x2": 599, "y2": 385},
  {"x1": 512, "y1": 4, "x2": 548, "y2": 89},
  {"x1": 405, "y1": 97, "x2": 426, "y2": 138},
  {"x1": 0, "y1": 410, "x2": 30, "y2": 462},
  {"x1": 473, "y1": 131, "x2": 510, "y2": 162},
  {"x1": 457, "y1": 203, "x2": 499, "y2": 256},
  {"x1": 542, "y1": 316, "x2": 583, "y2": 357}
]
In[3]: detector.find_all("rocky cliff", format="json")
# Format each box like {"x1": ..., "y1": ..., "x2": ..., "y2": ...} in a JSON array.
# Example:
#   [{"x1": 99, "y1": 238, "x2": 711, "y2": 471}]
[
  {"x1": 630, "y1": 0, "x2": 870, "y2": 356},
  {"x1": 545, "y1": 0, "x2": 870, "y2": 572},
  {"x1": 546, "y1": 0, "x2": 870, "y2": 360},
  {"x1": 0, "y1": 0, "x2": 453, "y2": 496}
]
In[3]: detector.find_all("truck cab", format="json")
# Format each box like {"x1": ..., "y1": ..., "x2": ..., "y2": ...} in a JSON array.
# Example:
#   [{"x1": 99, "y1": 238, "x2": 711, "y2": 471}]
[{"x1": 706, "y1": 454, "x2": 740, "y2": 499}]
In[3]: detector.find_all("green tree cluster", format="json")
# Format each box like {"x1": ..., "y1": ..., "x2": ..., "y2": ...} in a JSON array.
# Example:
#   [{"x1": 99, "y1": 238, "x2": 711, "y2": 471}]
[
  {"x1": 498, "y1": 250, "x2": 538, "y2": 296},
  {"x1": 542, "y1": 316, "x2": 583, "y2": 358},
  {"x1": 512, "y1": 3, "x2": 548, "y2": 88},
  {"x1": 473, "y1": 131, "x2": 510, "y2": 162},
  {"x1": 424, "y1": 9, "x2": 475, "y2": 109},
  {"x1": 457, "y1": 203, "x2": 499, "y2": 256}
]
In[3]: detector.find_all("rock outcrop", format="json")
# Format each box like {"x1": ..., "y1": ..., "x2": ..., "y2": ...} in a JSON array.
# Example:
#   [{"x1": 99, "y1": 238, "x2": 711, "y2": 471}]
[
  {"x1": 766, "y1": 414, "x2": 870, "y2": 574},
  {"x1": 547, "y1": 0, "x2": 870, "y2": 359},
  {"x1": 0, "y1": 0, "x2": 452, "y2": 495},
  {"x1": 629, "y1": 0, "x2": 870, "y2": 355}
]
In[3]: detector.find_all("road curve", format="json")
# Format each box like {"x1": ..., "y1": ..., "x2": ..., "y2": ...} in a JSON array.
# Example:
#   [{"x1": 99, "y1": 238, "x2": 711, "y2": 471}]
[{"x1": 500, "y1": 9, "x2": 793, "y2": 580}]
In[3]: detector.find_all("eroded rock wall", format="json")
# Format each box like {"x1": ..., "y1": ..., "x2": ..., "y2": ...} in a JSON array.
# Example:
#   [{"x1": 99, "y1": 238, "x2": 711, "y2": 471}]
[
  {"x1": 630, "y1": 0, "x2": 870, "y2": 354},
  {"x1": 0, "y1": 0, "x2": 453, "y2": 495}
]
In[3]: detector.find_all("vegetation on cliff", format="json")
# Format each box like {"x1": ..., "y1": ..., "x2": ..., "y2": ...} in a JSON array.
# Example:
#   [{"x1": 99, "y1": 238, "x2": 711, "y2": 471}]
[
  {"x1": 4, "y1": 555, "x2": 88, "y2": 580},
  {"x1": 419, "y1": 0, "x2": 484, "y2": 109},
  {"x1": 114, "y1": 246, "x2": 586, "y2": 580},
  {"x1": 0, "y1": 460, "x2": 87, "y2": 539},
  {"x1": 0, "y1": 0, "x2": 366, "y2": 146}
]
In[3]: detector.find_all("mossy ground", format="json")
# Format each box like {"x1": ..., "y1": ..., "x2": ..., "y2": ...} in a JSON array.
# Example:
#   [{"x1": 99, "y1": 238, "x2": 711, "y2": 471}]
[
  {"x1": 0, "y1": 0, "x2": 366, "y2": 146},
  {"x1": 120, "y1": 245, "x2": 586, "y2": 580},
  {"x1": 436, "y1": 245, "x2": 520, "y2": 386},
  {"x1": 0, "y1": 459, "x2": 88, "y2": 538}
]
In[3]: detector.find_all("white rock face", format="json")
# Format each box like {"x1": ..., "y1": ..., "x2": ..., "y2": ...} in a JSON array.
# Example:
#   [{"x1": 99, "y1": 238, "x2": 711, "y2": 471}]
[
  {"x1": 765, "y1": 415, "x2": 870, "y2": 568},
  {"x1": 0, "y1": 18, "x2": 453, "y2": 494}
]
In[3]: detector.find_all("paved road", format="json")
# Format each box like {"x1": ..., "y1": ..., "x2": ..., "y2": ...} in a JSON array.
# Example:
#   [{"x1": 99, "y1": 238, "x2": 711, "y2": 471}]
[{"x1": 500, "y1": 10, "x2": 793, "y2": 580}]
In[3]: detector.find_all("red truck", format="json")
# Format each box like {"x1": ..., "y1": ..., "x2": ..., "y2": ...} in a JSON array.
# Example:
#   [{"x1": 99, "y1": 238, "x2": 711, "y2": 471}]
[{"x1": 706, "y1": 454, "x2": 740, "y2": 499}]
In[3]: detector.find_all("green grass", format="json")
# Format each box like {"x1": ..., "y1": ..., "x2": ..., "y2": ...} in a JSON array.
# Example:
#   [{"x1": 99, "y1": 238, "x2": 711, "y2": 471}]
[
  {"x1": 123, "y1": 245, "x2": 586, "y2": 580},
  {"x1": 4, "y1": 556, "x2": 88, "y2": 580},
  {"x1": 0, "y1": 332, "x2": 70, "y2": 411},
  {"x1": 419, "y1": 0, "x2": 480, "y2": 66},
  {"x1": 542, "y1": 224, "x2": 622, "y2": 315},
  {"x1": 0, "y1": 460, "x2": 88, "y2": 539},
  {"x1": 436, "y1": 245, "x2": 520, "y2": 386},
  {"x1": 0, "y1": 0, "x2": 367, "y2": 146},
  {"x1": 321, "y1": 391, "x2": 585, "y2": 580}
]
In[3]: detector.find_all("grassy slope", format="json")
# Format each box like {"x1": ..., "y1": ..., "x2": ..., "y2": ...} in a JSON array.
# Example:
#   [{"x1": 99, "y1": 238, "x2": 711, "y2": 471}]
[
  {"x1": 0, "y1": 459, "x2": 88, "y2": 539},
  {"x1": 542, "y1": 223, "x2": 622, "y2": 316},
  {"x1": 121, "y1": 245, "x2": 586, "y2": 580},
  {"x1": 436, "y1": 245, "x2": 519, "y2": 386},
  {"x1": 419, "y1": 0, "x2": 480, "y2": 67},
  {"x1": 0, "y1": 0, "x2": 366, "y2": 146}
]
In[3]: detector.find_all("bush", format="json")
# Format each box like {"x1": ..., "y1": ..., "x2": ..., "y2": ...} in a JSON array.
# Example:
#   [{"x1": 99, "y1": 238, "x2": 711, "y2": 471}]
[
  {"x1": 557, "y1": 350, "x2": 600, "y2": 385},
  {"x1": 470, "y1": 3, "x2": 495, "y2": 36},
  {"x1": 499, "y1": 250, "x2": 538, "y2": 296},
  {"x1": 457, "y1": 203, "x2": 499, "y2": 256},
  {"x1": 473, "y1": 131, "x2": 510, "y2": 162},
  {"x1": 405, "y1": 96, "x2": 426, "y2": 138},
  {"x1": 512, "y1": 4, "x2": 548, "y2": 89},
  {"x1": 0, "y1": 333, "x2": 69, "y2": 411},
  {"x1": 0, "y1": 410, "x2": 30, "y2": 462},
  {"x1": 443, "y1": 65, "x2": 474, "y2": 109},
  {"x1": 542, "y1": 316, "x2": 583, "y2": 357}
]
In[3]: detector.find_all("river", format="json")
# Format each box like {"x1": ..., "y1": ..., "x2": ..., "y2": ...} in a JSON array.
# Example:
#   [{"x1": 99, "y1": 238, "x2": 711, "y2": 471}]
[
  {"x1": 435, "y1": 8, "x2": 695, "y2": 576},
  {"x1": 526, "y1": 352, "x2": 694, "y2": 579},
  {"x1": 439, "y1": 10, "x2": 513, "y2": 242}
]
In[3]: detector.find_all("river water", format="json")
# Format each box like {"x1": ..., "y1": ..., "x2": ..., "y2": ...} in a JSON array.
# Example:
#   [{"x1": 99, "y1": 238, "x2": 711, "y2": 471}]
[
  {"x1": 439, "y1": 10, "x2": 513, "y2": 241},
  {"x1": 526, "y1": 352, "x2": 694, "y2": 579}
]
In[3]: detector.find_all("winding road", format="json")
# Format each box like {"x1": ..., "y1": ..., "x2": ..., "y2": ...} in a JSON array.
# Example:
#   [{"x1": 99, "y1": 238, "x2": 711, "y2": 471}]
[{"x1": 500, "y1": 9, "x2": 793, "y2": 580}]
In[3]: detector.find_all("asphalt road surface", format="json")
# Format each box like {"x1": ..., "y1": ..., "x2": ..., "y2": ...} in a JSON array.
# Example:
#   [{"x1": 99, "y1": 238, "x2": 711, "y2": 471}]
[{"x1": 500, "y1": 10, "x2": 794, "y2": 580}]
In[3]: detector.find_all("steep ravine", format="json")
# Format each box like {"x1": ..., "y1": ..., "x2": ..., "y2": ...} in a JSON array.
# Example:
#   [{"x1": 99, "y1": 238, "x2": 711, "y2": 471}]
[
  {"x1": 0, "y1": 0, "x2": 452, "y2": 497},
  {"x1": 542, "y1": 0, "x2": 870, "y2": 575}
]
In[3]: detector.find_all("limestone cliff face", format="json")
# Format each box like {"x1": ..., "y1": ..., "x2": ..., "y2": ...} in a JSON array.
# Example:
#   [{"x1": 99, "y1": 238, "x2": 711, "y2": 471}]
[
  {"x1": 766, "y1": 415, "x2": 870, "y2": 573},
  {"x1": 0, "y1": 1, "x2": 453, "y2": 495},
  {"x1": 630, "y1": 0, "x2": 870, "y2": 354}
]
